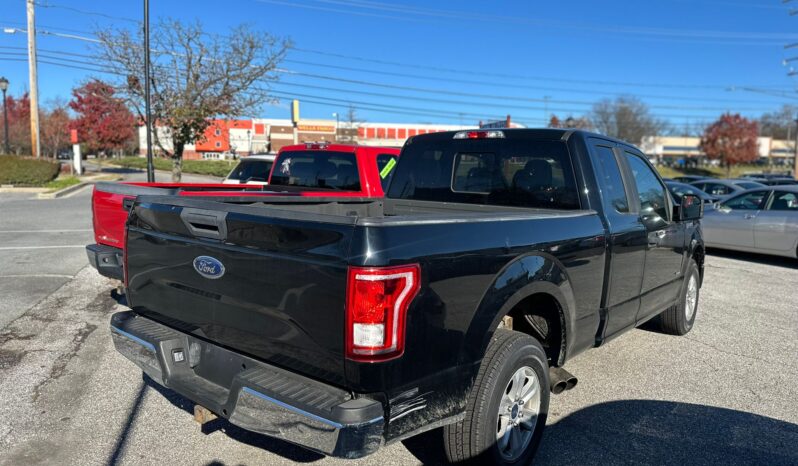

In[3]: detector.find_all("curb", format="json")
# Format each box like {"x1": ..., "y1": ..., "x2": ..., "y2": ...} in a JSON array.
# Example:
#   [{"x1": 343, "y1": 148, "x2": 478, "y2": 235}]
[
  {"x1": 38, "y1": 182, "x2": 90, "y2": 199},
  {"x1": 0, "y1": 186, "x2": 48, "y2": 193}
]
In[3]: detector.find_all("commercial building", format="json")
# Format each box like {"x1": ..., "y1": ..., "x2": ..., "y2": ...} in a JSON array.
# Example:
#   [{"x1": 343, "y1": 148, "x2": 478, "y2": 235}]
[
  {"x1": 138, "y1": 118, "x2": 472, "y2": 159},
  {"x1": 641, "y1": 135, "x2": 795, "y2": 165}
]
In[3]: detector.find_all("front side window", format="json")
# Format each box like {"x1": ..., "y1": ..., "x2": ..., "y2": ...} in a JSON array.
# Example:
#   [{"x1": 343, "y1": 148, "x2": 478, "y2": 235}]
[
  {"x1": 723, "y1": 191, "x2": 768, "y2": 210},
  {"x1": 270, "y1": 151, "x2": 360, "y2": 191},
  {"x1": 624, "y1": 152, "x2": 668, "y2": 221},
  {"x1": 768, "y1": 191, "x2": 798, "y2": 211}
]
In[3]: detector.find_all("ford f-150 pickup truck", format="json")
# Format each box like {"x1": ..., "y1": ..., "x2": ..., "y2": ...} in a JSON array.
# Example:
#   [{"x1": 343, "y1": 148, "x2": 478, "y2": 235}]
[
  {"x1": 86, "y1": 144, "x2": 400, "y2": 280},
  {"x1": 110, "y1": 129, "x2": 704, "y2": 464}
]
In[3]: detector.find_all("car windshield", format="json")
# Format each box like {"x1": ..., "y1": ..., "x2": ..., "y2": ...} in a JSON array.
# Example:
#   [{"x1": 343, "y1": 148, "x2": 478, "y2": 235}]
[
  {"x1": 388, "y1": 137, "x2": 579, "y2": 209},
  {"x1": 226, "y1": 159, "x2": 273, "y2": 183},
  {"x1": 270, "y1": 151, "x2": 361, "y2": 190}
]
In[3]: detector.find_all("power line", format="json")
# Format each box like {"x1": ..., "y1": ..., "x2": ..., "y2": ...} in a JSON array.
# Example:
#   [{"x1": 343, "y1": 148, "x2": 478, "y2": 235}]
[
  {"x1": 34, "y1": 2, "x2": 139, "y2": 24},
  {"x1": 259, "y1": 0, "x2": 798, "y2": 44},
  {"x1": 292, "y1": 47, "x2": 793, "y2": 91}
]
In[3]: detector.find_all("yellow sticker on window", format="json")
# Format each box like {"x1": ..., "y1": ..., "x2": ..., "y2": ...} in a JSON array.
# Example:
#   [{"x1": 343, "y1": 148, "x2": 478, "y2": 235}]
[{"x1": 379, "y1": 158, "x2": 397, "y2": 179}]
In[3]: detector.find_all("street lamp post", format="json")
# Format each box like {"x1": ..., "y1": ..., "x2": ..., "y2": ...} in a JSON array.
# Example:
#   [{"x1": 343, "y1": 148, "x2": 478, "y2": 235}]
[
  {"x1": 0, "y1": 77, "x2": 8, "y2": 154},
  {"x1": 143, "y1": 0, "x2": 155, "y2": 182}
]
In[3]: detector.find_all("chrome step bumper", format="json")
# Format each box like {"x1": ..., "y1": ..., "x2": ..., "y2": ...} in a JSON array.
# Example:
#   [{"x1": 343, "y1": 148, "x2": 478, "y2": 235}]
[{"x1": 110, "y1": 311, "x2": 384, "y2": 459}]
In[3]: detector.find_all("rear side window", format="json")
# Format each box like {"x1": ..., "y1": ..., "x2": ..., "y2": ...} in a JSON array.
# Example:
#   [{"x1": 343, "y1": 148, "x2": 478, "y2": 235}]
[
  {"x1": 768, "y1": 191, "x2": 798, "y2": 211},
  {"x1": 592, "y1": 145, "x2": 629, "y2": 213},
  {"x1": 376, "y1": 153, "x2": 398, "y2": 192},
  {"x1": 735, "y1": 181, "x2": 764, "y2": 190},
  {"x1": 226, "y1": 160, "x2": 273, "y2": 183},
  {"x1": 702, "y1": 183, "x2": 732, "y2": 196},
  {"x1": 388, "y1": 138, "x2": 579, "y2": 209},
  {"x1": 270, "y1": 151, "x2": 360, "y2": 191}
]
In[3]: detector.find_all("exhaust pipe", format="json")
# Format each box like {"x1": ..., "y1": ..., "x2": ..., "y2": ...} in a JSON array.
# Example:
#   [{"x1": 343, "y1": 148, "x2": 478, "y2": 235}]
[{"x1": 549, "y1": 367, "x2": 578, "y2": 395}]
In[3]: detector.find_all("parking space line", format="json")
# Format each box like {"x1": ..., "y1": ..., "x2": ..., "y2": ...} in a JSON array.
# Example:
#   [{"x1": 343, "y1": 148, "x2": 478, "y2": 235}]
[
  {"x1": 0, "y1": 245, "x2": 86, "y2": 250},
  {"x1": 0, "y1": 229, "x2": 92, "y2": 233},
  {"x1": 0, "y1": 274, "x2": 74, "y2": 279}
]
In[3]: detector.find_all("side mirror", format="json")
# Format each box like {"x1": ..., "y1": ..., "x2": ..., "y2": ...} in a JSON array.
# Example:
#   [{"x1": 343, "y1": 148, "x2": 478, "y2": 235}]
[{"x1": 677, "y1": 194, "x2": 703, "y2": 221}]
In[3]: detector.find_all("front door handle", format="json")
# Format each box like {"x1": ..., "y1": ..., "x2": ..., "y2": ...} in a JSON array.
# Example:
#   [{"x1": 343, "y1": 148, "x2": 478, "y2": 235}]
[
  {"x1": 655, "y1": 230, "x2": 666, "y2": 239},
  {"x1": 743, "y1": 214, "x2": 755, "y2": 219}
]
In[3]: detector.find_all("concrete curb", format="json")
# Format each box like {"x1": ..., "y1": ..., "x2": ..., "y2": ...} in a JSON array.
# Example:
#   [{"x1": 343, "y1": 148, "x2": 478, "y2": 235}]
[
  {"x1": 0, "y1": 186, "x2": 47, "y2": 193},
  {"x1": 37, "y1": 182, "x2": 90, "y2": 199}
]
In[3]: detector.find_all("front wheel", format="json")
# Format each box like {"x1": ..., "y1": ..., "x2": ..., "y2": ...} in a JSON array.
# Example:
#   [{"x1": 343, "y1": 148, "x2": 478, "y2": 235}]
[
  {"x1": 659, "y1": 258, "x2": 700, "y2": 335},
  {"x1": 443, "y1": 329, "x2": 550, "y2": 465}
]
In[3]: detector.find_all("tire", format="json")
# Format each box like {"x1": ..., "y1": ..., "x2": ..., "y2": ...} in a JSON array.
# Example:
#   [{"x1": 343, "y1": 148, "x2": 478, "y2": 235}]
[
  {"x1": 659, "y1": 258, "x2": 700, "y2": 335},
  {"x1": 443, "y1": 329, "x2": 550, "y2": 465}
]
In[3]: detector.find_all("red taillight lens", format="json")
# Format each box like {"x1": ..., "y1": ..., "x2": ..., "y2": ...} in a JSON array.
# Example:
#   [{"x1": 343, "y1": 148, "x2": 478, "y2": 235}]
[{"x1": 345, "y1": 264, "x2": 420, "y2": 362}]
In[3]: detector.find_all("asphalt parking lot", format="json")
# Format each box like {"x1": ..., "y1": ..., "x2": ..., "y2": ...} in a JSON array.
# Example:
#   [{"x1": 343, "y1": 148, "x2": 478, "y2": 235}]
[{"x1": 1, "y1": 191, "x2": 797, "y2": 465}]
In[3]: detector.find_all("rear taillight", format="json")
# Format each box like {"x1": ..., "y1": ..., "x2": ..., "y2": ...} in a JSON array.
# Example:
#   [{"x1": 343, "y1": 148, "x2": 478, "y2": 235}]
[{"x1": 345, "y1": 264, "x2": 420, "y2": 362}]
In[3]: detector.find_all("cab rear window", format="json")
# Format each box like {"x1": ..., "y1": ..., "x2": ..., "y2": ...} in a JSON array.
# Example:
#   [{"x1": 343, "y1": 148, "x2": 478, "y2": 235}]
[
  {"x1": 270, "y1": 151, "x2": 361, "y2": 191},
  {"x1": 388, "y1": 139, "x2": 579, "y2": 209}
]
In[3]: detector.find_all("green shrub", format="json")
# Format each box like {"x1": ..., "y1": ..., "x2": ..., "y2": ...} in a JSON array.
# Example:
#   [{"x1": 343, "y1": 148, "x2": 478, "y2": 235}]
[{"x1": 0, "y1": 155, "x2": 61, "y2": 186}]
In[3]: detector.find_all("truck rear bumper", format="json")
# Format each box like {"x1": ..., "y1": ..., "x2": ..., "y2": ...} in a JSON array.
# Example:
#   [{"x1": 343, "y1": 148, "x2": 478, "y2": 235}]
[
  {"x1": 86, "y1": 244, "x2": 123, "y2": 280},
  {"x1": 110, "y1": 311, "x2": 384, "y2": 459}
]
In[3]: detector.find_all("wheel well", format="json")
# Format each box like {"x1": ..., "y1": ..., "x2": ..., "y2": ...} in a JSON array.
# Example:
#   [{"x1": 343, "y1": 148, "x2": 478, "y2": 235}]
[
  {"x1": 504, "y1": 293, "x2": 564, "y2": 365},
  {"x1": 693, "y1": 245, "x2": 705, "y2": 284}
]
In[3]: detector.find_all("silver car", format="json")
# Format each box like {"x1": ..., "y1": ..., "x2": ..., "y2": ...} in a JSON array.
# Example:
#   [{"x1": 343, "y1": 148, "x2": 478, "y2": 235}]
[{"x1": 702, "y1": 186, "x2": 798, "y2": 258}]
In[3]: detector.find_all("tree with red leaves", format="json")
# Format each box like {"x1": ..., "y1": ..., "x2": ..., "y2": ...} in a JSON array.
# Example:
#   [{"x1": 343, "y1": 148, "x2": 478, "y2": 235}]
[
  {"x1": 69, "y1": 80, "x2": 136, "y2": 155},
  {"x1": 548, "y1": 115, "x2": 562, "y2": 128},
  {"x1": 2, "y1": 93, "x2": 31, "y2": 155},
  {"x1": 699, "y1": 113, "x2": 759, "y2": 177},
  {"x1": 41, "y1": 101, "x2": 72, "y2": 158}
]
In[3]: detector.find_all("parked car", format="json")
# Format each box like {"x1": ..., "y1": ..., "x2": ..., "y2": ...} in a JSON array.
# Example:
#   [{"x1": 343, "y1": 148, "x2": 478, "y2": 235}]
[
  {"x1": 86, "y1": 144, "x2": 400, "y2": 280},
  {"x1": 739, "y1": 172, "x2": 792, "y2": 180},
  {"x1": 665, "y1": 181, "x2": 718, "y2": 204},
  {"x1": 747, "y1": 177, "x2": 798, "y2": 186},
  {"x1": 671, "y1": 174, "x2": 708, "y2": 183},
  {"x1": 702, "y1": 186, "x2": 798, "y2": 258},
  {"x1": 222, "y1": 153, "x2": 276, "y2": 185},
  {"x1": 689, "y1": 179, "x2": 766, "y2": 198},
  {"x1": 110, "y1": 129, "x2": 704, "y2": 464}
]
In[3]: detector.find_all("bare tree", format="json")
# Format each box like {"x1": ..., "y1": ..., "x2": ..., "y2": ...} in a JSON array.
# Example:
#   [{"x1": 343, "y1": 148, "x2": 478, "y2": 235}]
[
  {"x1": 590, "y1": 96, "x2": 665, "y2": 145},
  {"x1": 95, "y1": 19, "x2": 290, "y2": 181}
]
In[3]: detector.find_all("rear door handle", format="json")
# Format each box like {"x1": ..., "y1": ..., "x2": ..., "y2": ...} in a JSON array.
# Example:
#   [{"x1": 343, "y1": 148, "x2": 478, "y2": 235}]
[{"x1": 743, "y1": 214, "x2": 755, "y2": 219}]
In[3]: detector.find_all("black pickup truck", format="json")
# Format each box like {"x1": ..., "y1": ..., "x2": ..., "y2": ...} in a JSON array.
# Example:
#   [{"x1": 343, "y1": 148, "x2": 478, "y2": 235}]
[{"x1": 110, "y1": 129, "x2": 704, "y2": 464}]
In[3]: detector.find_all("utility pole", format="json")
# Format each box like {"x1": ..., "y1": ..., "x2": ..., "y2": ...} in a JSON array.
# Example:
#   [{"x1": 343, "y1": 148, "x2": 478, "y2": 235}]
[
  {"x1": 26, "y1": 0, "x2": 40, "y2": 158},
  {"x1": 143, "y1": 0, "x2": 155, "y2": 182}
]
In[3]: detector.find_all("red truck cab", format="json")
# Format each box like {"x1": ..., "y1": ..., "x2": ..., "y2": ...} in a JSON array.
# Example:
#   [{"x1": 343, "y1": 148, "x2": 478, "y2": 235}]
[{"x1": 87, "y1": 144, "x2": 400, "y2": 280}]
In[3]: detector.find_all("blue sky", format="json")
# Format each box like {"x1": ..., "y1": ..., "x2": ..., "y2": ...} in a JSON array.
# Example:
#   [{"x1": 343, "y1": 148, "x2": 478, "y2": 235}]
[{"x1": 2, "y1": 0, "x2": 798, "y2": 128}]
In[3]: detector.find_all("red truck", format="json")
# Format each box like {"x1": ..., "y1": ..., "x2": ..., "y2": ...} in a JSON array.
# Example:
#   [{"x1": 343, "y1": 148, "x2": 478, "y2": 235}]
[{"x1": 86, "y1": 144, "x2": 400, "y2": 280}]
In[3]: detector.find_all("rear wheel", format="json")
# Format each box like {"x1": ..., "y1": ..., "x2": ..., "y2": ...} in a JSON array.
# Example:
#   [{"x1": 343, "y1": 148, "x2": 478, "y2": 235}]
[
  {"x1": 443, "y1": 329, "x2": 549, "y2": 465},
  {"x1": 659, "y1": 258, "x2": 699, "y2": 335}
]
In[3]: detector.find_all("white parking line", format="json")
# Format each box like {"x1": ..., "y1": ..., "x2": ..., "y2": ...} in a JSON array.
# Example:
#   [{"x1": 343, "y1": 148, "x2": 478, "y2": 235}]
[
  {"x1": 0, "y1": 229, "x2": 92, "y2": 233},
  {"x1": 0, "y1": 245, "x2": 86, "y2": 250}
]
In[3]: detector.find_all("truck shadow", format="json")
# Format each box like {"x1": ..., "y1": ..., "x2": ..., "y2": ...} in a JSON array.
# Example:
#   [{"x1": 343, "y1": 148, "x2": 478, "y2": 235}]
[
  {"x1": 404, "y1": 399, "x2": 798, "y2": 465},
  {"x1": 138, "y1": 372, "x2": 798, "y2": 466},
  {"x1": 706, "y1": 248, "x2": 798, "y2": 269},
  {"x1": 141, "y1": 374, "x2": 324, "y2": 463}
]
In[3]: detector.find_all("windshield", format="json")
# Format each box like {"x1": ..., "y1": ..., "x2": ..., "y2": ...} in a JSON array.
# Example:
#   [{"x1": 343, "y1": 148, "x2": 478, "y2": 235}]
[
  {"x1": 388, "y1": 138, "x2": 579, "y2": 209},
  {"x1": 226, "y1": 160, "x2": 273, "y2": 183},
  {"x1": 270, "y1": 151, "x2": 361, "y2": 191}
]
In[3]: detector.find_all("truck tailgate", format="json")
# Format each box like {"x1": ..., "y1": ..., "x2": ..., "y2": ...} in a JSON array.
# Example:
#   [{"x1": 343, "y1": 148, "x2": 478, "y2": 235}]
[{"x1": 125, "y1": 197, "x2": 356, "y2": 386}]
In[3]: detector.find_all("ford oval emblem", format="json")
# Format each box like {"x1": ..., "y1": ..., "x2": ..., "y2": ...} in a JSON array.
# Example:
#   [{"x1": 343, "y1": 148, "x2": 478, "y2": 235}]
[{"x1": 193, "y1": 256, "x2": 225, "y2": 279}]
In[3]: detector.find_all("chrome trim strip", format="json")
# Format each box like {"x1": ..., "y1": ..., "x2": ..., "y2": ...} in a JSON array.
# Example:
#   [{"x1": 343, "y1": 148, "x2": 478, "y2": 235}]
[{"x1": 111, "y1": 325, "x2": 156, "y2": 352}]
